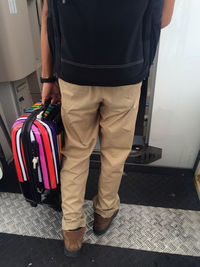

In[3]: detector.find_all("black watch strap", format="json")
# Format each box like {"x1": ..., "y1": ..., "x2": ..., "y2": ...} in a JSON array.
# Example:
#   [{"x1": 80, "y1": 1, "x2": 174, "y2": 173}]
[{"x1": 40, "y1": 76, "x2": 57, "y2": 84}]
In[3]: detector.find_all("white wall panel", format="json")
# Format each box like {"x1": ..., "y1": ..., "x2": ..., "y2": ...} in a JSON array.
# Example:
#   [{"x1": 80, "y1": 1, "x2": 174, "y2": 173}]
[{"x1": 149, "y1": 0, "x2": 200, "y2": 168}]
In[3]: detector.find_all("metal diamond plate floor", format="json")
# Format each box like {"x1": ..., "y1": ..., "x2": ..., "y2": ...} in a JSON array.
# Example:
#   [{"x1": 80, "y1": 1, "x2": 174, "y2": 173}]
[{"x1": 0, "y1": 192, "x2": 200, "y2": 257}]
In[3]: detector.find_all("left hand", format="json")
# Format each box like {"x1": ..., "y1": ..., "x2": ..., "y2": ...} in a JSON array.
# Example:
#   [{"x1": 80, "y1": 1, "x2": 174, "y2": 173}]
[{"x1": 41, "y1": 81, "x2": 61, "y2": 105}]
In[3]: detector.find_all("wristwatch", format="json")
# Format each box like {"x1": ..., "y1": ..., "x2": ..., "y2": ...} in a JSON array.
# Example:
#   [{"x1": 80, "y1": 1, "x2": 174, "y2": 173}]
[{"x1": 40, "y1": 76, "x2": 57, "y2": 84}]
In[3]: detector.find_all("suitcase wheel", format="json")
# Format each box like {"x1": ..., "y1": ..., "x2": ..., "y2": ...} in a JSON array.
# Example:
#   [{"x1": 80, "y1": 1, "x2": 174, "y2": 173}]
[{"x1": 30, "y1": 202, "x2": 37, "y2": 207}]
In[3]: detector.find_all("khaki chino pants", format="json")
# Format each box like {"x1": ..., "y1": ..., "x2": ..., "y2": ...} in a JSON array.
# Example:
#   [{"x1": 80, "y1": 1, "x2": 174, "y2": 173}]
[{"x1": 58, "y1": 78, "x2": 142, "y2": 230}]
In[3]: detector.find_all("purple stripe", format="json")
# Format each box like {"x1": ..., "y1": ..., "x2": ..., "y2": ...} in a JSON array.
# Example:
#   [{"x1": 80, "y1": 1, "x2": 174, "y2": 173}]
[
  {"x1": 45, "y1": 121, "x2": 60, "y2": 174},
  {"x1": 32, "y1": 125, "x2": 50, "y2": 189}
]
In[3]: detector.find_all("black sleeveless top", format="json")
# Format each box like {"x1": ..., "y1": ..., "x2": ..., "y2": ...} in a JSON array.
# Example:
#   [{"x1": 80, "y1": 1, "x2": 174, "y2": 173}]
[{"x1": 47, "y1": 0, "x2": 164, "y2": 86}]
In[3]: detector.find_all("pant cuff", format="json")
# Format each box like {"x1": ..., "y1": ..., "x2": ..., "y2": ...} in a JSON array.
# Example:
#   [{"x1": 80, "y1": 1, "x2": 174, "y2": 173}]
[
  {"x1": 62, "y1": 215, "x2": 86, "y2": 231},
  {"x1": 92, "y1": 195, "x2": 120, "y2": 218},
  {"x1": 93, "y1": 208, "x2": 120, "y2": 218}
]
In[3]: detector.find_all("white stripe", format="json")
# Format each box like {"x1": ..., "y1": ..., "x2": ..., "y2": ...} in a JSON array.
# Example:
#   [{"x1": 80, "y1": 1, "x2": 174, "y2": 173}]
[
  {"x1": 16, "y1": 117, "x2": 28, "y2": 121},
  {"x1": 37, "y1": 164, "x2": 42, "y2": 183},
  {"x1": 37, "y1": 120, "x2": 59, "y2": 184},
  {"x1": 30, "y1": 131, "x2": 34, "y2": 142},
  {"x1": 16, "y1": 129, "x2": 27, "y2": 181}
]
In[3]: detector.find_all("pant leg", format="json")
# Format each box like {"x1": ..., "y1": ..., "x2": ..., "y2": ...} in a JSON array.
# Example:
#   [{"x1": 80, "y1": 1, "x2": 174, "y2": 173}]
[
  {"x1": 92, "y1": 82, "x2": 142, "y2": 218},
  {"x1": 58, "y1": 78, "x2": 100, "y2": 230}
]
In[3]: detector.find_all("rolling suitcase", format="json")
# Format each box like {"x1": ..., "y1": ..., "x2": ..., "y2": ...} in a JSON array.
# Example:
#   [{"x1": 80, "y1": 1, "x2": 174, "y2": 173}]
[{"x1": 11, "y1": 99, "x2": 64, "y2": 210}]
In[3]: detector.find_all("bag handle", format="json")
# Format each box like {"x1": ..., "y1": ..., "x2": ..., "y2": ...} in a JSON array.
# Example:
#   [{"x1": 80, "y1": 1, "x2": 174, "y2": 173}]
[{"x1": 36, "y1": 98, "x2": 52, "y2": 120}]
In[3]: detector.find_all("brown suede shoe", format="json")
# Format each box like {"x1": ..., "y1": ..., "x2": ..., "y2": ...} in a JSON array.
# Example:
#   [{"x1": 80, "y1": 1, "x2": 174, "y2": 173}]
[
  {"x1": 62, "y1": 226, "x2": 86, "y2": 258},
  {"x1": 93, "y1": 209, "x2": 119, "y2": 235}
]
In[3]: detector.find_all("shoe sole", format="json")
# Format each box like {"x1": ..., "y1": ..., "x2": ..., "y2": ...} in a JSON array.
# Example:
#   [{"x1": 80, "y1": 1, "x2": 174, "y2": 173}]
[
  {"x1": 93, "y1": 210, "x2": 119, "y2": 235},
  {"x1": 64, "y1": 246, "x2": 82, "y2": 258}
]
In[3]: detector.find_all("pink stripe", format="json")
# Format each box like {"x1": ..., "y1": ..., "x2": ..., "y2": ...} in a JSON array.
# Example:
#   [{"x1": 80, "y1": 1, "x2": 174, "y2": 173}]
[
  {"x1": 32, "y1": 125, "x2": 50, "y2": 189},
  {"x1": 12, "y1": 119, "x2": 26, "y2": 129}
]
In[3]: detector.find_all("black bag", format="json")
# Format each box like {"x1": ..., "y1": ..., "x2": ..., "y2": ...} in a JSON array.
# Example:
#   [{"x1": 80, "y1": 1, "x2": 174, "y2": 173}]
[{"x1": 47, "y1": 0, "x2": 163, "y2": 86}]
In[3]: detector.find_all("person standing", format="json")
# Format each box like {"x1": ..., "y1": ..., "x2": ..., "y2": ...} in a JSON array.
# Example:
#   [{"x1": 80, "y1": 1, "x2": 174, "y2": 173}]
[{"x1": 41, "y1": 0, "x2": 175, "y2": 258}]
